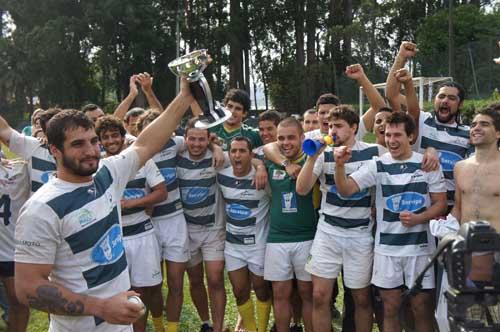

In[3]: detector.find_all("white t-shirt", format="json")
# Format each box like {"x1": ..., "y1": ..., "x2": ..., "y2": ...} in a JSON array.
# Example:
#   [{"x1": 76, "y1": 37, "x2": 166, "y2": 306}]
[
  {"x1": 121, "y1": 159, "x2": 164, "y2": 237},
  {"x1": 151, "y1": 136, "x2": 185, "y2": 219},
  {"x1": 15, "y1": 149, "x2": 139, "y2": 332},
  {"x1": 9, "y1": 131, "x2": 56, "y2": 195},
  {"x1": 351, "y1": 152, "x2": 446, "y2": 256},
  {"x1": 313, "y1": 141, "x2": 384, "y2": 238},
  {"x1": 217, "y1": 167, "x2": 270, "y2": 251},
  {"x1": 0, "y1": 160, "x2": 29, "y2": 261},
  {"x1": 413, "y1": 111, "x2": 470, "y2": 205}
]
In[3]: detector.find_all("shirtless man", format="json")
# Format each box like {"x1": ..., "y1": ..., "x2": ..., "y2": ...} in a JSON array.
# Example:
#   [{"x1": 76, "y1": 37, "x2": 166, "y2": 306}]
[{"x1": 453, "y1": 106, "x2": 500, "y2": 281}]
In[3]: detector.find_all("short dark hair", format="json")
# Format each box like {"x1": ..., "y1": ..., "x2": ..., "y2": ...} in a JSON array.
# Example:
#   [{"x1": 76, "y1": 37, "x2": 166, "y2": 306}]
[
  {"x1": 46, "y1": 109, "x2": 95, "y2": 151},
  {"x1": 95, "y1": 115, "x2": 126, "y2": 139},
  {"x1": 81, "y1": 103, "x2": 100, "y2": 113},
  {"x1": 386, "y1": 111, "x2": 416, "y2": 137},
  {"x1": 224, "y1": 89, "x2": 251, "y2": 113},
  {"x1": 124, "y1": 107, "x2": 145, "y2": 123},
  {"x1": 230, "y1": 136, "x2": 253, "y2": 152},
  {"x1": 278, "y1": 117, "x2": 304, "y2": 135},
  {"x1": 315, "y1": 93, "x2": 341, "y2": 109},
  {"x1": 477, "y1": 105, "x2": 500, "y2": 132},
  {"x1": 185, "y1": 118, "x2": 209, "y2": 137},
  {"x1": 438, "y1": 81, "x2": 466, "y2": 103},
  {"x1": 328, "y1": 105, "x2": 359, "y2": 134},
  {"x1": 136, "y1": 110, "x2": 160, "y2": 133},
  {"x1": 259, "y1": 110, "x2": 281, "y2": 126},
  {"x1": 378, "y1": 106, "x2": 393, "y2": 114},
  {"x1": 39, "y1": 108, "x2": 62, "y2": 134}
]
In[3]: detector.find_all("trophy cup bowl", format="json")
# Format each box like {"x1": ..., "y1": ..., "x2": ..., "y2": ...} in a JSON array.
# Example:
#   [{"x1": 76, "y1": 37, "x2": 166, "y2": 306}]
[{"x1": 168, "y1": 49, "x2": 231, "y2": 129}]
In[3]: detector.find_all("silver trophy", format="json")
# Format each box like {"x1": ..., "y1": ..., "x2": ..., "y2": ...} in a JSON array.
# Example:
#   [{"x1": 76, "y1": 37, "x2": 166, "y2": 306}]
[{"x1": 168, "y1": 49, "x2": 231, "y2": 128}]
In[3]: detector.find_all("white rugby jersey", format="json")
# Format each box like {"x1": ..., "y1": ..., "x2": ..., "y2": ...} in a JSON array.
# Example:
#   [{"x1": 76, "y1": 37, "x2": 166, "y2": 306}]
[
  {"x1": 217, "y1": 167, "x2": 270, "y2": 250},
  {"x1": 152, "y1": 136, "x2": 185, "y2": 220},
  {"x1": 413, "y1": 111, "x2": 470, "y2": 205},
  {"x1": 351, "y1": 152, "x2": 446, "y2": 256},
  {"x1": 0, "y1": 160, "x2": 29, "y2": 261},
  {"x1": 313, "y1": 141, "x2": 384, "y2": 237},
  {"x1": 176, "y1": 149, "x2": 225, "y2": 231},
  {"x1": 15, "y1": 149, "x2": 139, "y2": 332},
  {"x1": 121, "y1": 159, "x2": 164, "y2": 238},
  {"x1": 9, "y1": 131, "x2": 56, "y2": 195}
]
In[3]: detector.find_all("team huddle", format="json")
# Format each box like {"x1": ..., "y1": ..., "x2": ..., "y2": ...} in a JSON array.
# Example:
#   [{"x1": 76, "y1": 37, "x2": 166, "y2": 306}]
[{"x1": 0, "y1": 41, "x2": 499, "y2": 332}]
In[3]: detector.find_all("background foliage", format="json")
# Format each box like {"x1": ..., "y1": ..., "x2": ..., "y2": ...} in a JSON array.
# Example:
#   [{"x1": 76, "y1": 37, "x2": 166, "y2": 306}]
[{"x1": 0, "y1": 0, "x2": 499, "y2": 128}]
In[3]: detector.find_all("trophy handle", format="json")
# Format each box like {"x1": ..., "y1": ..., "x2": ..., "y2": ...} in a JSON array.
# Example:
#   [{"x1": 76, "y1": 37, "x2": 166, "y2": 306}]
[{"x1": 189, "y1": 74, "x2": 214, "y2": 115}]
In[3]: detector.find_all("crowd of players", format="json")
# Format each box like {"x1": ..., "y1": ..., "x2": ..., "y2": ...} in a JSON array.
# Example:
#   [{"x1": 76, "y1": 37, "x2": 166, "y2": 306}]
[{"x1": 0, "y1": 41, "x2": 499, "y2": 332}]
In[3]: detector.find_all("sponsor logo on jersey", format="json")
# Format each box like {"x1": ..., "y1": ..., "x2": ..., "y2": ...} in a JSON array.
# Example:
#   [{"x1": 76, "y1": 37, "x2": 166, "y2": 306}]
[
  {"x1": 438, "y1": 150, "x2": 463, "y2": 172},
  {"x1": 160, "y1": 168, "x2": 177, "y2": 184},
  {"x1": 91, "y1": 224, "x2": 124, "y2": 264},
  {"x1": 329, "y1": 185, "x2": 368, "y2": 200},
  {"x1": 78, "y1": 208, "x2": 96, "y2": 227},
  {"x1": 226, "y1": 203, "x2": 252, "y2": 220},
  {"x1": 181, "y1": 187, "x2": 209, "y2": 204},
  {"x1": 272, "y1": 169, "x2": 286, "y2": 180},
  {"x1": 124, "y1": 188, "x2": 146, "y2": 200},
  {"x1": 386, "y1": 192, "x2": 426, "y2": 213}
]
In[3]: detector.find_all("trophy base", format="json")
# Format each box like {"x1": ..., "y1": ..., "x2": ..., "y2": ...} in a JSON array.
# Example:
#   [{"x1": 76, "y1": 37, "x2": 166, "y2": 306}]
[{"x1": 195, "y1": 103, "x2": 232, "y2": 129}]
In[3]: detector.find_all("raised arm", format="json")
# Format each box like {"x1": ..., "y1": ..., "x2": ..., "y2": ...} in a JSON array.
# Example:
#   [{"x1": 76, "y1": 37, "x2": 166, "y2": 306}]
[
  {"x1": 114, "y1": 75, "x2": 139, "y2": 120},
  {"x1": 386, "y1": 41, "x2": 417, "y2": 112},
  {"x1": 15, "y1": 263, "x2": 142, "y2": 324},
  {"x1": 296, "y1": 150, "x2": 322, "y2": 195},
  {"x1": 394, "y1": 68, "x2": 419, "y2": 120},
  {"x1": 0, "y1": 114, "x2": 15, "y2": 146},
  {"x1": 345, "y1": 64, "x2": 386, "y2": 132},
  {"x1": 333, "y1": 146, "x2": 360, "y2": 197},
  {"x1": 137, "y1": 72, "x2": 163, "y2": 112},
  {"x1": 132, "y1": 78, "x2": 193, "y2": 167}
]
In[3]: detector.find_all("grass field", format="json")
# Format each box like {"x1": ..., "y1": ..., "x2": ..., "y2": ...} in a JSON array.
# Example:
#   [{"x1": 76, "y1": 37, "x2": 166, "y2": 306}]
[{"x1": 0, "y1": 272, "x2": 367, "y2": 332}]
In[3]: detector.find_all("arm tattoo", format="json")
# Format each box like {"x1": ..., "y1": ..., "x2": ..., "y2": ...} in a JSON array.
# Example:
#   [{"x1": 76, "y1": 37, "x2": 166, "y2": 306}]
[{"x1": 27, "y1": 285, "x2": 85, "y2": 315}]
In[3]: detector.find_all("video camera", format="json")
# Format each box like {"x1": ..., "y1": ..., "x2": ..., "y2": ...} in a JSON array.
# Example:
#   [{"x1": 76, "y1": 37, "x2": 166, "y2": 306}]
[
  {"x1": 407, "y1": 221, "x2": 500, "y2": 331},
  {"x1": 443, "y1": 221, "x2": 500, "y2": 331}
]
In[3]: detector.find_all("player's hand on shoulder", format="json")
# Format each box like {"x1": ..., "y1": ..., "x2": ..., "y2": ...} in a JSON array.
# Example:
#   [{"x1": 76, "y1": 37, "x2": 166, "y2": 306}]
[
  {"x1": 285, "y1": 163, "x2": 301, "y2": 179},
  {"x1": 100, "y1": 291, "x2": 144, "y2": 325},
  {"x1": 422, "y1": 147, "x2": 440, "y2": 172},
  {"x1": 253, "y1": 165, "x2": 268, "y2": 190}
]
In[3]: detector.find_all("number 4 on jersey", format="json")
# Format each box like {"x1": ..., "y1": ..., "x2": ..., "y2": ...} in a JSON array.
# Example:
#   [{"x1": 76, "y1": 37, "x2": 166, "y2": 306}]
[{"x1": 0, "y1": 195, "x2": 11, "y2": 226}]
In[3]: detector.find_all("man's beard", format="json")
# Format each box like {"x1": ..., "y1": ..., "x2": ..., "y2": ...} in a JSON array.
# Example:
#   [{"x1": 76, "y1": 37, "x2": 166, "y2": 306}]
[
  {"x1": 436, "y1": 107, "x2": 456, "y2": 123},
  {"x1": 62, "y1": 153, "x2": 99, "y2": 177}
]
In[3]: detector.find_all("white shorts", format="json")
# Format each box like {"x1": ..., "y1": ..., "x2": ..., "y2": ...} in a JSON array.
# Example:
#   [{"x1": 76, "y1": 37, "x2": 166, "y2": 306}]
[
  {"x1": 225, "y1": 244, "x2": 265, "y2": 276},
  {"x1": 264, "y1": 241, "x2": 313, "y2": 282},
  {"x1": 124, "y1": 232, "x2": 162, "y2": 287},
  {"x1": 371, "y1": 253, "x2": 435, "y2": 289},
  {"x1": 152, "y1": 213, "x2": 190, "y2": 263},
  {"x1": 305, "y1": 229, "x2": 374, "y2": 289},
  {"x1": 187, "y1": 227, "x2": 225, "y2": 268}
]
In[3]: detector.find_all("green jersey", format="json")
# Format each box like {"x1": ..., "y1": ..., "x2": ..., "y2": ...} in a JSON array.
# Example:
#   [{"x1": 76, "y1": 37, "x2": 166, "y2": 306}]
[
  {"x1": 267, "y1": 153, "x2": 317, "y2": 243},
  {"x1": 210, "y1": 123, "x2": 262, "y2": 151}
]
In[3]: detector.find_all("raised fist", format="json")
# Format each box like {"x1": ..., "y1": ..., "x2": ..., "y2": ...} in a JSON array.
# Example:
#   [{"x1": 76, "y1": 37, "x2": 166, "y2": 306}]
[
  {"x1": 394, "y1": 68, "x2": 413, "y2": 84},
  {"x1": 399, "y1": 41, "x2": 418, "y2": 59},
  {"x1": 345, "y1": 64, "x2": 365, "y2": 80}
]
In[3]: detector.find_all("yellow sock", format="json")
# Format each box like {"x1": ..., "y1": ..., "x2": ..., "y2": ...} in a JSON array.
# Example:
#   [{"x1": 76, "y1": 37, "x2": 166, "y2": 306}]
[
  {"x1": 165, "y1": 321, "x2": 179, "y2": 332},
  {"x1": 256, "y1": 298, "x2": 272, "y2": 332},
  {"x1": 152, "y1": 315, "x2": 165, "y2": 332},
  {"x1": 237, "y1": 299, "x2": 257, "y2": 332}
]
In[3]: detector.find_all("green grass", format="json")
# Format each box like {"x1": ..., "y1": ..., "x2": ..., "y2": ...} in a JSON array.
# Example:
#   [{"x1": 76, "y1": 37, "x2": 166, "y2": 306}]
[{"x1": 0, "y1": 272, "x2": 381, "y2": 332}]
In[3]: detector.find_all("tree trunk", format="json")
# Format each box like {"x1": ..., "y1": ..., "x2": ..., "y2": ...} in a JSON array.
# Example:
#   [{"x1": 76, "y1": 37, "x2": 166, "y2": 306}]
[
  {"x1": 295, "y1": 0, "x2": 305, "y2": 67},
  {"x1": 305, "y1": 0, "x2": 316, "y2": 65},
  {"x1": 229, "y1": 0, "x2": 245, "y2": 89},
  {"x1": 342, "y1": 0, "x2": 353, "y2": 65}
]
